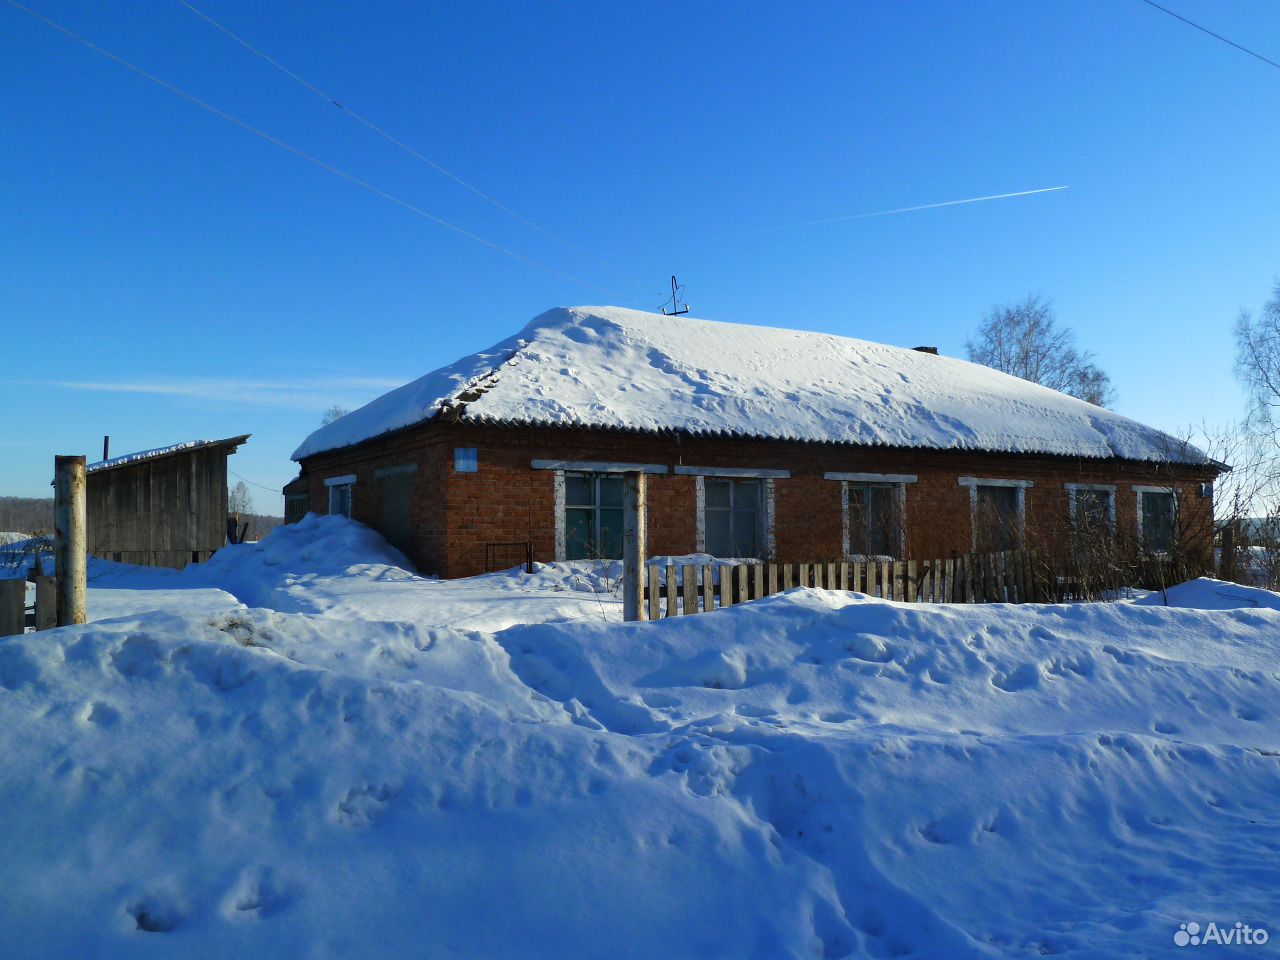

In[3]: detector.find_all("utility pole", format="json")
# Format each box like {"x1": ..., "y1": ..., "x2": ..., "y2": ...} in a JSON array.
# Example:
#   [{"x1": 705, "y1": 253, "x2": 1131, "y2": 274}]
[{"x1": 54, "y1": 455, "x2": 87, "y2": 626}]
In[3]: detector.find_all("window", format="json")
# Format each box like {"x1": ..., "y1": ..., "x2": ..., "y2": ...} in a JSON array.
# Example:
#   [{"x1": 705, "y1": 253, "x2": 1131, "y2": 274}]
[
  {"x1": 1067, "y1": 484, "x2": 1115, "y2": 536},
  {"x1": 704, "y1": 478, "x2": 762, "y2": 558},
  {"x1": 975, "y1": 485, "x2": 1020, "y2": 551},
  {"x1": 1073, "y1": 489, "x2": 1111, "y2": 531},
  {"x1": 847, "y1": 483, "x2": 901, "y2": 558},
  {"x1": 325, "y1": 474, "x2": 356, "y2": 518},
  {"x1": 959, "y1": 478, "x2": 1031, "y2": 552},
  {"x1": 328, "y1": 483, "x2": 353, "y2": 518},
  {"x1": 1139, "y1": 489, "x2": 1176, "y2": 552},
  {"x1": 564, "y1": 473, "x2": 624, "y2": 560},
  {"x1": 454, "y1": 448, "x2": 478, "y2": 473}
]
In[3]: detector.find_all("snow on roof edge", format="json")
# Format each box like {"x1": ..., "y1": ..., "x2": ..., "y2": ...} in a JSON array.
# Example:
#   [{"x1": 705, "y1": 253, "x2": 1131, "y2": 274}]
[
  {"x1": 88, "y1": 435, "x2": 250, "y2": 474},
  {"x1": 292, "y1": 306, "x2": 1214, "y2": 467}
]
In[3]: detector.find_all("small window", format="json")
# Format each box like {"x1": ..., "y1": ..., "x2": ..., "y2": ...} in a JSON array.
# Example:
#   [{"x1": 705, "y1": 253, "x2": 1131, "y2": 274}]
[
  {"x1": 329, "y1": 482, "x2": 353, "y2": 518},
  {"x1": 564, "y1": 473, "x2": 624, "y2": 560},
  {"x1": 704, "y1": 478, "x2": 762, "y2": 559},
  {"x1": 847, "y1": 483, "x2": 901, "y2": 558},
  {"x1": 1140, "y1": 490, "x2": 1176, "y2": 552},
  {"x1": 974, "y1": 485, "x2": 1021, "y2": 552},
  {"x1": 454, "y1": 448, "x2": 478, "y2": 473}
]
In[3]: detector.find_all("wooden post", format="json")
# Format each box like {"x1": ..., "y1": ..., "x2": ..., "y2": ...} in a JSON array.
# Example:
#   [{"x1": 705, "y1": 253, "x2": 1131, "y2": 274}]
[
  {"x1": 752, "y1": 563, "x2": 764, "y2": 600},
  {"x1": 1218, "y1": 525, "x2": 1236, "y2": 582},
  {"x1": 702, "y1": 564, "x2": 715, "y2": 610},
  {"x1": 0, "y1": 579, "x2": 24, "y2": 637},
  {"x1": 906, "y1": 560, "x2": 918, "y2": 602},
  {"x1": 54, "y1": 455, "x2": 87, "y2": 627},
  {"x1": 646, "y1": 564, "x2": 661, "y2": 621},
  {"x1": 622, "y1": 471, "x2": 646, "y2": 622},
  {"x1": 34, "y1": 576, "x2": 56, "y2": 630},
  {"x1": 767, "y1": 562, "x2": 779, "y2": 596},
  {"x1": 665, "y1": 563, "x2": 678, "y2": 617},
  {"x1": 719, "y1": 564, "x2": 733, "y2": 608}
]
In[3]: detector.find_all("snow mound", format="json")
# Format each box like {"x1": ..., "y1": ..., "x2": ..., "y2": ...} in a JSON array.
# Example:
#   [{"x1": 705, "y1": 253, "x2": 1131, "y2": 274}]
[
  {"x1": 294, "y1": 306, "x2": 1210, "y2": 465},
  {"x1": 2, "y1": 570, "x2": 1278, "y2": 956},
  {"x1": 185, "y1": 514, "x2": 415, "y2": 611},
  {"x1": 1132, "y1": 577, "x2": 1280, "y2": 611},
  {"x1": 0, "y1": 610, "x2": 837, "y2": 958}
]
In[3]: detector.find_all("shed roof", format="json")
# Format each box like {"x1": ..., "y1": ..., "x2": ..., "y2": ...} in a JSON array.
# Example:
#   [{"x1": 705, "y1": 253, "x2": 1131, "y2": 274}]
[
  {"x1": 293, "y1": 306, "x2": 1210, "y2": 466},
  {"x1": 88, "y1": 435, "x2": 250, "y2": 475}
]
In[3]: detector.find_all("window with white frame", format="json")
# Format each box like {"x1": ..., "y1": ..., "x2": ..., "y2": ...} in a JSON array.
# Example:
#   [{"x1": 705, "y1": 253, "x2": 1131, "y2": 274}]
[
  {"x1": 533, "y1": 460, "x2": 667, "y2": 562},
  {"x1": 325, "y1": 474, "x2": 356, "y2": 518},
  {"x1": 564, "y1": 472, "x2": 624, "y2": 560},
  {"x1": 847, "y1": 482, "x2": 902, "y2": 558},
  {"x1": 1067, "y1": 484, "x2": 1116, "y2": 535},
  {"x1": 1136, "y1": 487, "x2": 1176, "y2": 553},
  {"x1": 825, "y1": 472, "x2": 915, "y2": 560},
  {"x1": 679, "y1": 466, "x2": 783, "y2": 560},
  {"x1": 704, "y1": 477, "x2": 763, "y2": 559},
  {"x1": 960, "y1": 477, "x2": 1031, "y2": 552}
]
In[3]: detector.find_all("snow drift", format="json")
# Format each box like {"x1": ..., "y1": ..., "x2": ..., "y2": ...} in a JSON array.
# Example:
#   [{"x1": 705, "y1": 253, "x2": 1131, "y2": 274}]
[{"x1": 1, "y1": 519, "x2": 1277, "y2": 958}]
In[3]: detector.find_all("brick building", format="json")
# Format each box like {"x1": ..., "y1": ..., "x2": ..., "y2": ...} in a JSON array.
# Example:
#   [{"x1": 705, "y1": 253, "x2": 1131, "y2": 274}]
[{"x1": 287, "y1": 307, "x2": 1222, "y2": 578}]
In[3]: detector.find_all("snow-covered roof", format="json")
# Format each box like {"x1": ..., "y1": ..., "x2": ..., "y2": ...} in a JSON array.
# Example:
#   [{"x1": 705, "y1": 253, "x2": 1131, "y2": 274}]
[
  {"x1": 293, "y1": 306, "x2": 1210, "y2": 466},
  {"x1": 88, "y1": 435, "x2": 250, "y2": 474}
]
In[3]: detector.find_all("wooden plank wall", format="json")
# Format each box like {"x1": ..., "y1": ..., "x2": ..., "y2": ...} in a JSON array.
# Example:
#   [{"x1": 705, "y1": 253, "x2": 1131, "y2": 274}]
[
  {"x1": 640, "y1": 550, "x2": 1042, "y2": 617},
  {"x1": 87, "y1": 446, "x2": 232, "y2": 569}
]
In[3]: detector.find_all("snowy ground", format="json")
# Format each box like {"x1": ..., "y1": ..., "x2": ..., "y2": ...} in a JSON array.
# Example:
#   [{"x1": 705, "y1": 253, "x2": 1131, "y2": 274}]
[{"x1": 1, "y1": 517, "x2": 1277, "y2": 958}]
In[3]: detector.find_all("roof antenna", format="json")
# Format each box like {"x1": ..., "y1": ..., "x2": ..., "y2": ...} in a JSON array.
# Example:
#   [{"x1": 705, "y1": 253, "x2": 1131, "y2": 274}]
[{"x1": 661, "y1": 275, "x2": 689, "y2": 316}]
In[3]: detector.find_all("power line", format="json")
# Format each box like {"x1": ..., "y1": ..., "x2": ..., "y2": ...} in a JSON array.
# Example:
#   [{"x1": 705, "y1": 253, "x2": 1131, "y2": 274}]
[
  {"x1": 3, "y1": 0, "x2": 637, "y2": 301},
  {"x1": 175, "y1": 0, "x2": 623, "y2": 275},
  {"x1": 229, "y1": 470, "x2": 282, "y2": 495},
  {"x1": 1137, "y1": 0, "x2": 1280, "y2": 72}
]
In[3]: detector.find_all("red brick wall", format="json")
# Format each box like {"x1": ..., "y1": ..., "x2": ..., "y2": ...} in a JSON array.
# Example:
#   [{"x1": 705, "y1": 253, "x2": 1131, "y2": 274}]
[{"x1": 295, "y1": 421, "x2": 1217, "y2": 578}]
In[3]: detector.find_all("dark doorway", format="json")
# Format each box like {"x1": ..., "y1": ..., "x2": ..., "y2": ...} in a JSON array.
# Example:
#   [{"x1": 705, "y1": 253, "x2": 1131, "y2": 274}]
[{"x1": 379, "y1": 470, "x2": 415, "y2": 558}]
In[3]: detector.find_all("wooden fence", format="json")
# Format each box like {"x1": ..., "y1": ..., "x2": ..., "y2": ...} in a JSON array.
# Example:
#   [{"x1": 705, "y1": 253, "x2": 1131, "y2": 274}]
[{"x1": 642, "y1": 549, "x2": 1044, "y2": 618}]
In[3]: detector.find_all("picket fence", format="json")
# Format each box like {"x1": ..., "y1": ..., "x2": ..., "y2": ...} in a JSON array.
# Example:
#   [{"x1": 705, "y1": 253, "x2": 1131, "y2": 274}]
[{"x1": 641, "y1": 549, "x2": 1043, "y2": 618}]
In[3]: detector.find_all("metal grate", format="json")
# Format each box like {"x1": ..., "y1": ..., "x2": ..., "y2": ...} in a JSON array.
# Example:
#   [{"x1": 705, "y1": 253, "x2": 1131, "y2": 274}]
[{"x1": 484, "y1": 541, "x2": 533, "y2": 574}]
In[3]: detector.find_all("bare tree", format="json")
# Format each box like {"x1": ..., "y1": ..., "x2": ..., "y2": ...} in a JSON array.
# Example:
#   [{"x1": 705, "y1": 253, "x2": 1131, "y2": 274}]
[
  {"x1": 966, "y1": 294, "x2": 1115, "y2": 407},
  {"x1": 1235, "y1": 283, "x2": 1280, "y2": 438},
  {"x1": 228, "y1": 480, "x2": 253, "y2": 516},
  {"x1": 321, "y1": 406, "x2": 350, "y2": 426}
]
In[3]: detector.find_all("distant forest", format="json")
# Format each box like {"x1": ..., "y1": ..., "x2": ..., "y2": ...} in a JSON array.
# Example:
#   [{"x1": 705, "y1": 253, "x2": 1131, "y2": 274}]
[{"x1": 0, "y1": 497, "x2": 284, "y2": 540}]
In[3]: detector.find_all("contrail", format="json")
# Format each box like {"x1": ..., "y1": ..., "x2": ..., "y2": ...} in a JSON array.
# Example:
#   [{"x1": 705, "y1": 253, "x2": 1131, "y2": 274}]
[{"x1": 761, "y1": 185, "x2": 1070, "y2": 231}]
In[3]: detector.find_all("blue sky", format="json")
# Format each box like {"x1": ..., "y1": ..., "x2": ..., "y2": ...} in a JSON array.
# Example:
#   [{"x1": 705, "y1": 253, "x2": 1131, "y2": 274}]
[{"x1": 3, "y1": 0, "x2": 1278, "y2": 511}]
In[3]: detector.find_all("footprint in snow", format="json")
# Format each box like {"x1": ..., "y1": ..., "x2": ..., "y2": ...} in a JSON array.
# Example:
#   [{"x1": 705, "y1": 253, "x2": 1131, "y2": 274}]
[
  {"x1": 127, "y1": 898, "x2": 182, "y2": 933},
  {"x1": 991, "y1": 663, "x2": 1041, "y2": 692},
  {"x1": 223, "y1": 867, "x2": 288, "y2": 919},
  {"x1": 79, "y1": 701, "x2": 121, "y2": 728},
  {"x1": 336, "y1": 784, "x2": 393, "y2": 826}
]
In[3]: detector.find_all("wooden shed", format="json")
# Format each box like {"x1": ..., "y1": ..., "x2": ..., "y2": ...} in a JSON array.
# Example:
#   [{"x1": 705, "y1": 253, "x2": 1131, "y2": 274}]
[{"x1": 86, "y1": 435, "x2": 250, "y2": 568}]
